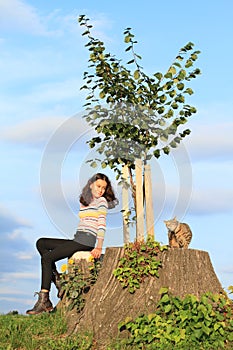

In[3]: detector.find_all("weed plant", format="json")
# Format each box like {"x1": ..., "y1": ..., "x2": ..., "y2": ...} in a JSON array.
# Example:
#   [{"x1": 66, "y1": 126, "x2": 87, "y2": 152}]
[{"x1": 60, "y1": 257, "x2": 102, "y2": 312}]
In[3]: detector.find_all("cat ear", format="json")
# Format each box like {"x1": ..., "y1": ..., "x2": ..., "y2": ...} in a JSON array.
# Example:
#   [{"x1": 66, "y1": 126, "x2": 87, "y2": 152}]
[{"x1": 173, "y1": 216, "x2": 177, "y2": 220}]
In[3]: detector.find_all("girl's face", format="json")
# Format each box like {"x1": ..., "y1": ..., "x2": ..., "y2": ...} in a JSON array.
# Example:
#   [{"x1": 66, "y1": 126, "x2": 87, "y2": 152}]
[{"x1": 90, "y1": 179, "x2": 107, "y2": 199}]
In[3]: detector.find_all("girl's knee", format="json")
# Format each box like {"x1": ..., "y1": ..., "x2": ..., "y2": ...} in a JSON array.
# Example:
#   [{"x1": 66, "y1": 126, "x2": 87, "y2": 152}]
[{"x1": 36, "y1": 237, "x2": 45, "y2": 250}]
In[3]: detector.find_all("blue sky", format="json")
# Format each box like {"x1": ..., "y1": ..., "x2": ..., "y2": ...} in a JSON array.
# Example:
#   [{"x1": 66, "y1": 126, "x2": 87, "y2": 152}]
[{"x1": 0, "y1": 0, "x2": 233, "y2": 314}]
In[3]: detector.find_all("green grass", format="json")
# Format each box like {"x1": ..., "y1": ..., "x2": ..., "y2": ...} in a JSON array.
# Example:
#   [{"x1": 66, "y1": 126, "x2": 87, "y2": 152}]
[
  {"x1": 0, "y1": 310, "x2": 93, "y2": 350},
  {"x1": 2, "y1": 295, "x2": 233, "y2": 350}
]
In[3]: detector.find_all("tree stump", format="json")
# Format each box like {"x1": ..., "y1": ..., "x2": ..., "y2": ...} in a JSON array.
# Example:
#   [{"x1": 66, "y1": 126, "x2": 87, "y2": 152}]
[{"x1": 70, "y1": 247, "x2": 223, "y2": 348}]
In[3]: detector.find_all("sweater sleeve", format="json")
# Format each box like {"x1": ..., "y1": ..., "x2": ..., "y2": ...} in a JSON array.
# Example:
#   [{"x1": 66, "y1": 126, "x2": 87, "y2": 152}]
[{"x1": 97, "y1": 197, "x2": 108, "y2": 240}]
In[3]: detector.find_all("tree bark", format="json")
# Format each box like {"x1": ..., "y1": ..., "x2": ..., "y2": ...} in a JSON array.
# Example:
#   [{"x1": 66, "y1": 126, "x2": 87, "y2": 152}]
[{"x1": 71, "y1": 247, "x2": 223, "y2": 348}]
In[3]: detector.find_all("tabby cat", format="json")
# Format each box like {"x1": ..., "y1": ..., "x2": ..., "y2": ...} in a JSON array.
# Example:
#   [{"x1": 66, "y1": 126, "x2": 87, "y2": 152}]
[{"x1": 164, "y1": 217, "x2": 192, "y2": 249}]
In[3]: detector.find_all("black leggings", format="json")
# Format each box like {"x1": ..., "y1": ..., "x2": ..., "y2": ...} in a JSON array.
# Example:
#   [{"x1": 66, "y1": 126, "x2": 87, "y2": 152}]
[{"x1": 36, "y1": 237, "x2": 93, "y2": 291}]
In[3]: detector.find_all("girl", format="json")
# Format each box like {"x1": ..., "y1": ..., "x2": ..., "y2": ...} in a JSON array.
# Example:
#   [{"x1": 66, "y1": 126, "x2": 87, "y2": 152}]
[{"x1": 26, "y1": 173, "x2": 118, "y2": 315}]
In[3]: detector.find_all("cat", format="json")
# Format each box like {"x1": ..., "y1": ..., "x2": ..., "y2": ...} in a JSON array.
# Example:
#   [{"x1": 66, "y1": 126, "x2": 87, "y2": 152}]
[{"x1": 164, "y1": 217, "x2": 192, "y2": 249}]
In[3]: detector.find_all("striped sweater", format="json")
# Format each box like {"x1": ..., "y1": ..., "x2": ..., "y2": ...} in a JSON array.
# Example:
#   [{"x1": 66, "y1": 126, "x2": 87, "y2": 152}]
[{"x1": 77, "y1": 197, "x2": 108, "y2": 241}]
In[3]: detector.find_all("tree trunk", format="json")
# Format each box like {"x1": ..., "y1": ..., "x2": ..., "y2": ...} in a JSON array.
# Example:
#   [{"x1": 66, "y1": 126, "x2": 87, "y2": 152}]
[{"x1": 71, "y1": 247, "x2": 223, "y2": 349}]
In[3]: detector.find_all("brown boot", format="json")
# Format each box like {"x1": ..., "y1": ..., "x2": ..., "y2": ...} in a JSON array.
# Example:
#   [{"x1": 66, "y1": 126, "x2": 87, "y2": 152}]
[
  {"x1": 26, "y1": 291, "x2": 53, "y2": 315},
  {"x1": 52, "y1": 270, "x2": 64, "y2": 299}
]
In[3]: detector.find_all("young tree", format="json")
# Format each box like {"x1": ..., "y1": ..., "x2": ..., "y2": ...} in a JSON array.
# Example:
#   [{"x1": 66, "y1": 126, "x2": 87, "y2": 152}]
[{"x1": 78, "y1": 15, "x2": 201, "y2": 241}]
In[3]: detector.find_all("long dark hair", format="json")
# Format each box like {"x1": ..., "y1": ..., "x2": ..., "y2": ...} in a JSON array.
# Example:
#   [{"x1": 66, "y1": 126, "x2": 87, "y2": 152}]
[{"x1": 80, "y1": 173, "x2": 118, "y2": 208}]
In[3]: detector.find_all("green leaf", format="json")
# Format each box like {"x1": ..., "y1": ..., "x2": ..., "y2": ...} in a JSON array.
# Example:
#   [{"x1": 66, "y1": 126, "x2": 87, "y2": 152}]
[
  {"x1": 191, "y1": 53, "x2": 198, "y2": 61},
  {"x1": 164, "y1": 72, "x2": 172, "y2": 79},
  {"x1": 147, "y1": 313, "x2": 156, "y2": 321},
  {"x1": 125, "y1": 45, "x2": 132, "y2": 52},
  {"x1": 193, "y1": 329, "x2": 203, "y2": 339},
  {"x1": 167, "y1": 66, "x2": 176, "y2": 75},
  {"x1": 99, "y1": 91, "x2": 106, "y2": 99},
  {"x1": 153, "y1": 149, "x2": 160, "y2": 158},
  {"x1": 163, "y1": 146, "x2": 170, "y2": 155},
  {"x1": 184, "y1": 88, "x2": 194, "y2": 95},
  {"x1": 159, "y1": 119, "x2": 166, "y2": 126},
  {"x1": 170, "y1": 141, "x2": 177, "y2": 148},
  {"x1": 169, "y1": 90, "x2": 176, "y2": 97},
  {"x1": 185, "y1": 59, "x2": 193, "y2": 68},
  {"x1": 175, "y1": 95, "x2": 185, "y2": 103},
  {"x1": 82, "y1": 30, "x2": 90, "y2": 36},
  {"x1": 173, "y1": 62, "x2": 182, "y2": 68},
  {"x1": 176, "y1": 55, "x2": 183, "y2": 61},
  {"x1": 160, "y1": 133, "x2": 168, "y2": 142},
  {"x1": 134, "y1": 70, "x2": 140, "y2": 79},
  {"x1": 177, "y1": 69, "x2": 186, "y2": 80},
  {"x1": 177, "y1": 83, "x2": 184, "y2": 90},
  {"x1": 160, "y1": 293, "x2": 170, "y2": 303},
  {"x1": 171, "y1": 102, "x2": 178, "y2": 109},
  {"x1": 164, "y1": 304, "x2": 172, "y2": 313},
  {"x1": 157, "y1": 106, "x2": 165, "y2": 114},
  {"x1": 124, "y1": 35, "x2": 131, "y2": 43},
  {"x1": 154, "y1": 72, "x2": 163, "y2": 80},
  {"x1": 101, "y1": 162, "x2": 107, "y2": 168},
  {"x1": 135, "y1": 53, "x2": 142, "y2": 60},
  {"x1": 90, "y1": 161, "x2": 98, "y2": 168},
  {"x1": 202, "y1": 325, "x2": 211, "y2": 336},
  {"x1": 159, "y1": 287, "x2": 168, "y2": 295},
  {"x1": 159, "y1": 94, "x2": 167, "y2": 103}
]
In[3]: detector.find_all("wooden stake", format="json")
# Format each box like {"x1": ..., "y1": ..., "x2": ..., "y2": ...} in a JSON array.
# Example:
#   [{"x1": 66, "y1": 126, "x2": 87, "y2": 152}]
[
  {"x1": 144, "y1": 163, "x2": 155, "y2": 239},
  {"x1": 122, "y1": 165, "x2": 130, "y2": 244},
  {"x1": 135, "y1": 158, "x2": 144, "y2": 241}
]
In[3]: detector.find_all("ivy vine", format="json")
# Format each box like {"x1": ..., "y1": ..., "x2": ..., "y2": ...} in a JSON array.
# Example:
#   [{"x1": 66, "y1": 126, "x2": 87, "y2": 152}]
[{"x1": 113, "y1": 238, "x2": 168, "y2": 293}]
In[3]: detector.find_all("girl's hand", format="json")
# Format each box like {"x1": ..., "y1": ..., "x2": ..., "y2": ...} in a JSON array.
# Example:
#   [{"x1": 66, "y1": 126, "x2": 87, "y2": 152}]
[{"x1": 91, "y1": 247, "x2": 102, "y2": 259}]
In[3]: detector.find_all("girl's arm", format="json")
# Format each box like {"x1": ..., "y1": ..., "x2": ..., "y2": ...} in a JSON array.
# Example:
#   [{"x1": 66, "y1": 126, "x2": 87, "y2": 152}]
[
  {"x1": 91, "y1": 239, "x2": 103, "y2": 259},
  {"x1": 91, "y1": 197, "x2": 108, "y2": 259}
]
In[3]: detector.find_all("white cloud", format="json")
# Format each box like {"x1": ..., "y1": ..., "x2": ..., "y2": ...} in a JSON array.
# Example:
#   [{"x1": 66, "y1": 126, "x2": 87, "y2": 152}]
[
  {"x1": 189, "y1": 187, "x2": 233, "y2": 215},
  {"x1": 13, "y1": 252, "x2": 34, "y2": 260},
  {"x1": 25, "y1": 78, "x2": 84, "y2": 105},
  {"x1": 87, "y1": 13, "x2": 115, "y2": 43},
  {"x1": 185, "y1": 122, "x2": 233, "y2": 162},
  {"x1": 151, "y1": 177, "x2": 233, "y2": 218},
  {"x1": 0, "y1": 0, "x2": 49, "y2": 35},
  {"x1": 0, "y1": 0, "x2": 78, "y2": 38},
  {"x1": 2, "y1": 272, "x2": 36, "y2": 280},
  {"x1": 219, "y1": 267, "x2": 233, "y2": 274},
  {"x1": 1, "y1": 49, "x2": 64, "y2": 84},
  {"x1": 0, "y1": 1, "x2": 114, "y2": 39},
  {"x1": 0, "y1": 114, "x2": 92, "y2": 147},
  {"x1": 0, "y1": 205, "x2": 32, "y2": 231},
  {"x1": 0, "y1": 286, "x2": 26, "y2": 295},
  {"x1": 0, "y1": 117, "x2": 64, "y2": 146}
]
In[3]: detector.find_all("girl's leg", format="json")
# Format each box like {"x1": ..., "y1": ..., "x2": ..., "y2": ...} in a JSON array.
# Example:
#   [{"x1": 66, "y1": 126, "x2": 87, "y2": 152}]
[
  {"x1": 36, "y1": 238, "x2": 92, "y2": 291},
  {"x1": 36, "y1": 237, "x2": 70, "y2": 272}
]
